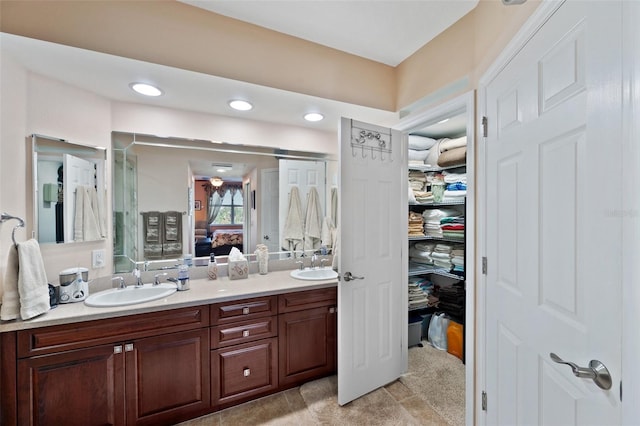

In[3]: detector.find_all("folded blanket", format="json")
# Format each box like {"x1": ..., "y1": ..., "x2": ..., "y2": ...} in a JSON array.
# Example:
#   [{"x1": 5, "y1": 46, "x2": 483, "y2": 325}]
[
  {"x1": 437, "y1": 146, "x2": 466, "y2": 168},
  {"x1": 439, "y1": 136, "x2": 467, "y2": 152}
]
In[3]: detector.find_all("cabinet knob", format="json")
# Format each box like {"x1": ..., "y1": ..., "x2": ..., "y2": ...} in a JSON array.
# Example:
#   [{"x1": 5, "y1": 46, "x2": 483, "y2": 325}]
[
  {"x1": 242, "y1": 307, "x2": 250, "y2": 315},
  {"x1": 329, "y1": 307, "x2": 336, "y2": 314},
  {"x1": 242, "y1": 330, "x2": 250, "y2": 337},
  {"x1": 114, "y1": 345, "x2": 123, "y2": 354},
  {"x1": 124, "y1": 343, "x2": 134, "y2": 352},
  {"x1": 243, "y1": 368, "x2": 251, "y2": 377}
]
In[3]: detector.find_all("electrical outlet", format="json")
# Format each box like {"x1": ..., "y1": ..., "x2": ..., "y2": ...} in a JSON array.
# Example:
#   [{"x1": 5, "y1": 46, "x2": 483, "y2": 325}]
[{"x1": 92, "y1": 249, "x2": 105, "y2": 268}]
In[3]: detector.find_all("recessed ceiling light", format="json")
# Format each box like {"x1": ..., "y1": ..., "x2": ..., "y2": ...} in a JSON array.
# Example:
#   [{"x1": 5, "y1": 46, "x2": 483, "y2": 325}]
[
  {"x1": 437, "y1": 118, "x2": 450, "y2": 124},
  {"x1": 304, "y1": 112, "x2": 324, "y2": 122},
  {"x1": 229, "y1": 100, "x2": 253, "y2": 111},
  {"x1": 129, "y1": 82, "x2": 163, "y2": 97}
]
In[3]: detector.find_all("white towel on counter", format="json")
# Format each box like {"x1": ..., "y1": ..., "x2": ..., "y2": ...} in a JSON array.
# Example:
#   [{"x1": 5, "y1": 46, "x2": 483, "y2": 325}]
[
  {"x1": 0, "y1": 245, "x2": 20, "y2": 321},
  {"x1": 282, "y1": 186, "x2": 304, "y2": 253},
  {"x1": 17, "y1": 239, "x2": 50, "y2": 320},
  {"x1": 304, "y1": 187, "x2": 322, "y2": 251}
]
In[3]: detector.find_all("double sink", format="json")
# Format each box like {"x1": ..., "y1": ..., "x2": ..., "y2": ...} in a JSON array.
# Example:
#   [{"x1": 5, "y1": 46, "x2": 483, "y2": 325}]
[{"x1": 84, "y1": 267, "x2": 338, "y2": 308}]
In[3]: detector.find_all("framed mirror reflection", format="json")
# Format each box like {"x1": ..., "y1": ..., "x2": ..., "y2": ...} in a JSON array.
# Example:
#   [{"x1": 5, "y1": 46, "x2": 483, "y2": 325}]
[
  {"x1": 113, "y1": 132, "x2": 337, "y2": 273},
  {"x1": 31, "y1": 134, "x2": 107, "y2": 244}
]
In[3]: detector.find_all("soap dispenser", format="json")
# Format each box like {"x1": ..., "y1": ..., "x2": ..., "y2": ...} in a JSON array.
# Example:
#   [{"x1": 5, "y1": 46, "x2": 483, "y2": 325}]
[{"x1": 208, "y1": 254, "x2": 218, "y2": 280}]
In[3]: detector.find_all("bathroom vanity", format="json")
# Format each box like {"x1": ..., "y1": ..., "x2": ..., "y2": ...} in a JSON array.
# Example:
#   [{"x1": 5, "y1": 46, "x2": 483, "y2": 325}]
[{"x1": 0, "y1": 271, "x2": 337, "y2": 426}]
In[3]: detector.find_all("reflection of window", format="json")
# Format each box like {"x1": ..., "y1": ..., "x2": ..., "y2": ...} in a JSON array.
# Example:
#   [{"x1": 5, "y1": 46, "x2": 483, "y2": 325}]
[{"x1": 212, "y1": 190, "x2": 244, "y2": 225}]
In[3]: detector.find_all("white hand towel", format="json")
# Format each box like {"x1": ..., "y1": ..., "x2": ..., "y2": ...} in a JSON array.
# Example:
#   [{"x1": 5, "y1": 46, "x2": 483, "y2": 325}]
[
  {"x1": 0, "y1": 245, "x2": 20, "y2": 321},
  {"x1": 321, "y1": 217, "x2": 333, "y2": 248},
  {"x1": 82, "y1": 186, "x2": 102, "y2": 241},
  {"x1": 74, "y1": 186, "x2": 85, "y2": 241},
  {"x1": 304, "y1": 187, "x2": 322, "y2": 251},
  {"x1": 17, "y1": 239, "x2": 50, "y2": 320},
  {"x1": 282, "y1": 186, "x2": 304, "y2": 252}
]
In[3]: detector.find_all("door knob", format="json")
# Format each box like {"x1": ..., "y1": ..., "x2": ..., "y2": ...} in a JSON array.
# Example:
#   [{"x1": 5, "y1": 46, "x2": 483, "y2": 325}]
[
  {"x1": 343, "y1": 272, "x2": 364, "y2": 282},
  {"x1": 549, "y1": 353, "x2": 612, "y2": 390}
]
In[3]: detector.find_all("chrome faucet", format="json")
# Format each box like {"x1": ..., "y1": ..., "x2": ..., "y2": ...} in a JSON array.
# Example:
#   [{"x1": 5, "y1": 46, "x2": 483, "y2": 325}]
[
  {"x1": 295, "y1": 260, "x2": 304, "y2": 270},
  {"x1": 310, "y1": 253, "x2": 318, "y2": 269},
  {"x1": 112, "y1": 276, "x2": 126, "y2": 290},
  {"x1": 320, "y1": 258, "x2": 328, "y2": 268},
  {"x1": 133, "y1": 268, "x2": 143, "y2": 288},
  {"x1": 154, "y1": 272, "x2": 168, "y2": 286}
]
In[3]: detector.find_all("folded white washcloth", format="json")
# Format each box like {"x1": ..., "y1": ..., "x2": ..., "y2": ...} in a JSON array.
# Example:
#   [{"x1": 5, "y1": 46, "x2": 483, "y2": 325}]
[
  {"x1": 17, "y1": 239, "x2": 50, "y2": 320},
  {"x1": 1, "y1": 245, "x2": 20, "y2": 321}
]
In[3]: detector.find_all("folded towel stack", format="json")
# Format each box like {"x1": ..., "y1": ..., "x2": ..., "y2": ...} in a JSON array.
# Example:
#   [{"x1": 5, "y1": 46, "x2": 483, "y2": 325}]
[
  {"x1": 410, "y1": 242, "x2": 434, "y2": 265},
  {"x1": 440, "y1": 215, "x2": 465, "y2": 240},
  {"x1": 408, "y1": 211, "x2": 425, "y2": 237},
  {"x1": 422, "y1": 208, "x2": 462, "y2": 238},
  {"x1": 438, "y1": 282, "x2": 465, "y2": 319}
]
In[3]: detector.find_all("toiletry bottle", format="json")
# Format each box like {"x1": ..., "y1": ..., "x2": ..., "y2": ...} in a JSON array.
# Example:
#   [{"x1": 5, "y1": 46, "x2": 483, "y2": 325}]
[
  {"x1": 208, "y1": 254, "x2": 218, "y2": 280},
  {"x1": 177, "y1": 264, "x2": 190, "y2": 290}
]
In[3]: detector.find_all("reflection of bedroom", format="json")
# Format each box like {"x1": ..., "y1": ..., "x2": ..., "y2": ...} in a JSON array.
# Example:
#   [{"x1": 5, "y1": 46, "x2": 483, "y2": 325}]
[{"x1": 194, "y1": 180, "x2": 245, "y2": 258}]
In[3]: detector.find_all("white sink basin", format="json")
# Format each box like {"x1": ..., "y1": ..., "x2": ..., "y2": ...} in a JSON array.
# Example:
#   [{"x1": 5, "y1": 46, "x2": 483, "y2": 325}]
[
  {"x1": 84, "y1": 283, "x2": 177, "y2": 307},
  {"x1": 290, "y1": 268, "x2": 338, "y2": 281}
]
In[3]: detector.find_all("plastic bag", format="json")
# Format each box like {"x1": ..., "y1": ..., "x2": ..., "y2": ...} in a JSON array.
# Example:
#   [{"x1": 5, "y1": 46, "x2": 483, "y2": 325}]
[{"x1": 428, "y1": 313, "x2": 449, "y2": 351}]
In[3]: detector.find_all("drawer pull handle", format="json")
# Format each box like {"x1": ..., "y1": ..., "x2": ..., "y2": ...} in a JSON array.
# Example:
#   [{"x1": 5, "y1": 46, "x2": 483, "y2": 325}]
[
  {"x1": 242, "y1": 307, "x2": 250, "y2": 315},
  {"x1": 244, "y1": 368, "x2": 251, "y2": 377},
  {"x1": 124, "y1": 343, "x2": 134, "y2": 352},
  {"x1": 114, "y1": 345, "x2": 123, "y2": 354},
  {"x1": 243, "y1": 330, "x2": 250, "y2": 337},
  {"x1": 329, "y1": 307, "x2": 336, "y2": 314}
]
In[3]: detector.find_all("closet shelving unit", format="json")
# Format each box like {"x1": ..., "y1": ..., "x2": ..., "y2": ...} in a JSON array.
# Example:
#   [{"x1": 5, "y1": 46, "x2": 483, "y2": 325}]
[{"x1": 407, "y1": 141, "x2": 467, "y2": 361}]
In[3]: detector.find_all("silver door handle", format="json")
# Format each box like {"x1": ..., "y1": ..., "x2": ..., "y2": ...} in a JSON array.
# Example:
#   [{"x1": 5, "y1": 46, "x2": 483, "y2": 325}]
[
  {"x1": 343, "y1": 272, "x2": 364, "y2": 282},
  {"x1": 549, "y1": 353, "x2": 612, "y2": 390}
]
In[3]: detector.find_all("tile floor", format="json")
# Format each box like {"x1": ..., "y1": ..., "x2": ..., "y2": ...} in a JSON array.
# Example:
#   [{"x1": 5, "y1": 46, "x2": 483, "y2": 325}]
[{"x1": 179, "y1": 345, "x2": 464, "y2": 426}]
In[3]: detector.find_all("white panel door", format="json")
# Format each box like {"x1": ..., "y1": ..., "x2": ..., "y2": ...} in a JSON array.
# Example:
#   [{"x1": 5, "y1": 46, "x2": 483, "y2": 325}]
[
  {"x1": 483, "y1": 1, "x2": 622, "y2": 424},
  {"x1": 338, "y1": 118, "x2": 404, "y2": 405},
  {"x1": 260, "y1": 168, "x2": 279, "y2": 253},
  {"x1": 63, "y1": 153, "x2": 96, "y2": 242},
  {"x1": 278, "y1": 159, "x2": 326, "y2": 252}
]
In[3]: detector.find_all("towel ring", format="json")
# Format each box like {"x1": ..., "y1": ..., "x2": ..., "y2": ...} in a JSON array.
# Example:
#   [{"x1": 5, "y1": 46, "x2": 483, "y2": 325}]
[{"x1": 0, "y1": 212, "x2": 25, "y2": 246}]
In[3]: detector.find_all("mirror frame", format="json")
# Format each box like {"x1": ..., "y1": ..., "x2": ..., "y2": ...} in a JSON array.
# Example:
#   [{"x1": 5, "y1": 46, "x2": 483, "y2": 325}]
[
  {"x1": 31, "y1": 134, "x2": 107, "y2": 245},
  {"x1": 112, "y1": 132, "x2": 336, "y2": 273}
]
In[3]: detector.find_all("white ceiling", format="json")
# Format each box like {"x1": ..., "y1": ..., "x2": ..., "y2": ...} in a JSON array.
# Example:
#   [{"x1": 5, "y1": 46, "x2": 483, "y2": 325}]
[
  {"x1": 179, "y1": 0, "x2": 478, "y2": 67},
  {"x1": 1, "y1": 0, "x2": 476, "y2": 174}
]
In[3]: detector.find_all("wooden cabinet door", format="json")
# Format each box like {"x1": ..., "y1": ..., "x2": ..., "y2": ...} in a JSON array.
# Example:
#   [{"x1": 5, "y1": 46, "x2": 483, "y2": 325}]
[
  {"x1": 278, "y1": 306, "x2": 336, "y2": 388},
  {"x1": 17, "y1": 344, "x2": 125, "y2": 426},
  {"x1": 126, "y1": 329, "x2": 210, "y2": 426},
  {"x1": 212, "y1": 337, "x2": 278, "y2": 409}
]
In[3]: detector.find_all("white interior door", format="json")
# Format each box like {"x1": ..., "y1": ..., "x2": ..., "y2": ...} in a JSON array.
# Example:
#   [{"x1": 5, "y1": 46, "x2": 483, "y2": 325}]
[
  {"x1": 338, "y1": 117, "x2": 404, "y2": 405},
  {"x1": 63, "y1": 153, "x2": 96, "y2": 242},
  {"x1": 483, "y1": 1, "x2": 622, "y2": 424},
  {"x1": 260, "y1": 168, "x2": 279, "y2": 252}
]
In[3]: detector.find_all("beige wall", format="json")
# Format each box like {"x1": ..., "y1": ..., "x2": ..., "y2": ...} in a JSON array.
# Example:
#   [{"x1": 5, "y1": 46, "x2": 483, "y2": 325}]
[
  {"x1": 0, "y1": 0, "x2": 395, "y2": 111},
  {"x1": 0, "y1": 1, "x2": 540, "y2": 113},
  {"x1": 396, "y1": 0, "x2": 542, "y2": 110}
]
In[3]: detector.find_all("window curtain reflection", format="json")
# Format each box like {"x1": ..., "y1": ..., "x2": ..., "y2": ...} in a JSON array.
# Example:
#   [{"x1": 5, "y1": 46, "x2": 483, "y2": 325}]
[
  {"x1": 207, "y1": 191, "x2": 225, "y2": 225},
  {"x1": 203, "y1": 182, "x2": 243, "y2": 226}
]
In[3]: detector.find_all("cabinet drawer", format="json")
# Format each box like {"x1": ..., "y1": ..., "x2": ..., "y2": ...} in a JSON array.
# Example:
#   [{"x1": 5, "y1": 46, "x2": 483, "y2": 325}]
[
  {"x1": 278, "y1": 287, "x2": 337, "y2": 313},
  {"x1": 211, "y1": 296, "x2": 277, "y2": 324},
  {"x1": 211, "y1": 316, "x2": 277, "y2": 349},
  {"x1": 17, "y1": 305, "x2": 210, "y2": 358},
  {"x1": 211, "y1": 338, "x2": 278, "y2": 408}
]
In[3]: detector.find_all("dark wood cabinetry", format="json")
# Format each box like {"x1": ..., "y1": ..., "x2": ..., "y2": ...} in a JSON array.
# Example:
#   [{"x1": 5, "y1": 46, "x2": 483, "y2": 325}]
[
  {"x1": 13, "y1": 306, "x2": 210, "y2": 426},
  {"x1": 278, "y1": 288, "x2": 337, "y2": 388},
  {"x1": 0, "y1": 286, "x2": 337, "y2": 426}
]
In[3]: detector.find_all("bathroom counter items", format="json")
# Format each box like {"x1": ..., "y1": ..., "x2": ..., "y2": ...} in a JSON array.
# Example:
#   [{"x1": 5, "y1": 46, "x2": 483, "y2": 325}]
[{"x1": 0, "y1": 269, "x2": 337, "y2": 333}]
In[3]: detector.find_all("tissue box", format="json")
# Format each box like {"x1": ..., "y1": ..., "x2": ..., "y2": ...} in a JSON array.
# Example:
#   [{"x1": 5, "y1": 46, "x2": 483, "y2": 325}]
[{"x1": 228, "y1": 259, "x2": 248, "y2": 280}]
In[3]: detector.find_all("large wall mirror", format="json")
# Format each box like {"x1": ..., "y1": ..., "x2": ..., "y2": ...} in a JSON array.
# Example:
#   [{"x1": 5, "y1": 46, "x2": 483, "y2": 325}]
[
  {"x1": 113, "y1": 132, "x2": 337, "y2": 273},
  {"x1": 32, "y1": 134, "x2": 107, "y2": 244}
]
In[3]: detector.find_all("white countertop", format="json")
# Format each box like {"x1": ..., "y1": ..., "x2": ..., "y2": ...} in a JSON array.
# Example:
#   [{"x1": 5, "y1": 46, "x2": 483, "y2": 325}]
[{"x1": 0, "y1": 270, "x2": 338, "y2": 333}]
